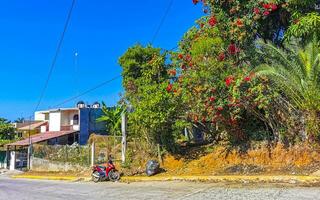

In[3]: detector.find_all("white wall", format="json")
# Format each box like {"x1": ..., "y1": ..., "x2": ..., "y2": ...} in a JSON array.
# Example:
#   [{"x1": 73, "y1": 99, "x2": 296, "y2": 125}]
[
  {"x1": 40, "y1": 125, "x2": 47, "y2": 133},
  {"x1": 34, "y1": 112, "x2": 46, "y2": 121},
  {"x1": 60, "y1": 110, "x2": 79, "y2": 126},
  {"x1": 49, "y1": 112, "x2": 61, "y2": 131}
]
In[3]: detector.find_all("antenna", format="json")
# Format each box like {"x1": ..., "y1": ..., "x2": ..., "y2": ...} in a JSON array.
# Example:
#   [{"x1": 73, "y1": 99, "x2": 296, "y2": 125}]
[{"x1": 74, "y1": 51, "x2": 79, "y2": 96}]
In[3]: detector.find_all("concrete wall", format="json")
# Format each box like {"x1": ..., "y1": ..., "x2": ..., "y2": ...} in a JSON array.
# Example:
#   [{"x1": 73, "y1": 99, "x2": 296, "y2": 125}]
[
  {"x1": 35, "y1": 112, "x2": 46, "y2": 121},
  {"x1": 49, "y1": 112, "x2": 61, "y2": 131},
  {"x1": 31, "y1": 157, "x2": 87, "y2": 172}
]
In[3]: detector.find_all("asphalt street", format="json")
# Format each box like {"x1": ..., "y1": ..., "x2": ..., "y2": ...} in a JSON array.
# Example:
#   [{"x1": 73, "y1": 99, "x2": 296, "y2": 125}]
[{"x1": 1, "y1": 177, "x2": 320, "y2": 200}]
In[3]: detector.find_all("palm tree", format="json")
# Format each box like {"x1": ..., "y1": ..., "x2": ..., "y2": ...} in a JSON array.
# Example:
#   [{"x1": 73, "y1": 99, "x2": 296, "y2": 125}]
[
  {"x1": 97, "y1": 102, "x2": 125, "y2": 136},
  {"x1": 14, "y1": 117, "x2": 25, "y2": 123},
  {"x1": 255, "y1": 37, "x2": 320, "y2": 138}
]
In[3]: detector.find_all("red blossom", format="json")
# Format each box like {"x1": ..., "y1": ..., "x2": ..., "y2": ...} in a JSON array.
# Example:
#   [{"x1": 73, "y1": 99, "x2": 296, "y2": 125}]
[
  {"x1": 225, "y1": 75, "x2": 234, "y2": 87},
  {"x1": 217, "y1": 106, "x2": 224, "y2": 111},
  {"x1": 202, "y1": 117, "x2": 206, "y2": 123},
  {"x1": 194, "y1": 115, "x2": 198, "y2": 123},
  {"x1": 228, "y1": 43, "x2": 239, "y2": 55},
  {"x1": 270, "y1": 3, "x2": 278, "y2": 11},
  {"x1": 253, "y1": 7, "x2": 260, "y2": 15},
  {"x1": 181, "y1": 65, "x2": 187, "y2": 70},
  {"x1": 185, "y1": 54, "x2": 192, "y2": 61},
  {"x1": 208, "y1": 16, "x2": 217, "y2": 27},
  {"x1": 263, "y1": 10, "x2": 270, "y2": 16},
  {"x1": 168, "y1": 69, "x2": 176, "y2": 76},
  {"x1": 263, "y1": 3, "x2": 271, "y2": 9},
  {"x1": 166, "y1": 84, "x2": 173, "y2": 92},
  {"x1": 236, "y1": 18, "x2": 244, "y2": 27},
  {"x1": 192, "y1": 0, "x2": 199, "y2": 5},
  {"x1": 244, "y1": 76, "x2": 251, "y2": 82},
  {"x1": 178, "y1": 54, "x2": 184, "y2": 59},
  {"x1": 218, "y1": 52, "x2": 225, "y2": 61},
  {"x1": 209, "y1": 96, "x2": 216, "y2": 102}
]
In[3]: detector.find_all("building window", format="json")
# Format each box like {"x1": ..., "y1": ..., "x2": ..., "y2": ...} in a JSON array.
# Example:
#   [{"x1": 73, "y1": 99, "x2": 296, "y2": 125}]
[{"x1": 73, "y1": 114, "x2": 79, "y2": 125}]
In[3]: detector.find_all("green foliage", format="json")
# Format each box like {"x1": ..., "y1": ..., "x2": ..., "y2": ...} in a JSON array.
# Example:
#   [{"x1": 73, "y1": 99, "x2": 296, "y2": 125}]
[
  {"x1": 286, "y1": 13, "x2": 320, "y2": 43},
  {"x1": 118, "y1": 0, "x2": 320, "y2": 150},
  {"x1": 255, "y1": 38, "x2": 320, "y2": 138},
  {"x1": 97, "y1": 103, "x2": 124, "y2": 136},
  {"x1": 0, "y1": 118, "x2": 15, "y2": 140},
  {"x1": 119, "y1": 44, "x2": 167, "y2": 96},
  {"x1": 119, "y1": 45, "x2": 181, "y2": 152}
]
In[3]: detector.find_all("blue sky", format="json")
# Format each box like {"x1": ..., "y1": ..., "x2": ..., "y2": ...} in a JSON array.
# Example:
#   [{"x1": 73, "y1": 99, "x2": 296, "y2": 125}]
[{"x1": 0, "y1": 0, "x2": 203, "y2": 121}]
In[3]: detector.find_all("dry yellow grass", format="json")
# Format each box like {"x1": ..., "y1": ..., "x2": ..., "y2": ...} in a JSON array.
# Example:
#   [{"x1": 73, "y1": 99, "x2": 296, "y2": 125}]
[{"x1": 162, "y1": 143, "x2": 320, "y2": 176}]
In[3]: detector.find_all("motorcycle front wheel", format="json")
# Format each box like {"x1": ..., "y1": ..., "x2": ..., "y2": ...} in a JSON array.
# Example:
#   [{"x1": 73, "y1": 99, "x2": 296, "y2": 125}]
[
  {"x1": 92, "y1": 171, "x2": 101, "y2": 183},
  {"x1": 108, "y1": 170, "x2": 120, "y2": 182}
]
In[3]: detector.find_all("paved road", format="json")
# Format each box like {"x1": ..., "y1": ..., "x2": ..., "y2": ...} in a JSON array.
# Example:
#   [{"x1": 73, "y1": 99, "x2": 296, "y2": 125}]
[{"x1": 1, "y1": 177, "x2": 320, "y2": 200}]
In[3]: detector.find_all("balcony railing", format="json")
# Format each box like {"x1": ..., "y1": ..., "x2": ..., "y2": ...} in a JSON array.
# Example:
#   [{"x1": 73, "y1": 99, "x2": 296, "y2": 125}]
[{"x1": 60, "y1": 125, "x2": 80, "y2": 131}]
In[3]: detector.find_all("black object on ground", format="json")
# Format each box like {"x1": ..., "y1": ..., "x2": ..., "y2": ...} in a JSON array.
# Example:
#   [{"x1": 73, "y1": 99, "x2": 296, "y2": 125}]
[{"x1": 146, "y1": 160, "x2": 160, "y2": 176}]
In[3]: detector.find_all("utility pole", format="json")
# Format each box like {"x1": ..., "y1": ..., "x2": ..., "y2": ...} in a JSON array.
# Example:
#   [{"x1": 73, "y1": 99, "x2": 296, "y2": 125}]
[
  {"x1": 91, "y1": 142, "x2": 95, "y2": 166},
  {"x1": 27, "y1": 116, "x2": 32, "y2": 170},
  {"x1": 121, "y1": 112, "x2": 127, "y2": 164}
]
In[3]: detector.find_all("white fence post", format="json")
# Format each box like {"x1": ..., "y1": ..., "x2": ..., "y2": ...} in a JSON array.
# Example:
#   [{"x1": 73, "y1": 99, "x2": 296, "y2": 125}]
[
  {"x1": 91, "y1": 142, "x2": 95, "y2": 166},
  {"x1": 121, "y1": 112, "x2": 127, "y2": 164},
  {"x1": 9, "y1": 151, "x2": 16, "y2": 171},
  {"x1": 27, "y1": 145, "x2": 32, "y2": 170}
]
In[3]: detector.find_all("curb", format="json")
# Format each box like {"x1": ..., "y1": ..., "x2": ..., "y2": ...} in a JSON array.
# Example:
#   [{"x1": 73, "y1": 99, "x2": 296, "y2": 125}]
[
  {"x1": 11, "y1": 175, "x2": 90, "y2": 182},
  {"x1": 120, "y1": 175, "x2": 320, "y2": 184},
  {"x1": 11, "y1": 174, "x2": 320, "y2": 184}
]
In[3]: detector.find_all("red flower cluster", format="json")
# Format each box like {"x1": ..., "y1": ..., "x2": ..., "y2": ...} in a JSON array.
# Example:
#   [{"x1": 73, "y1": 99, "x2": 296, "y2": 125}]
[
  {"x1": 263, "y1": 11, "x2": 270, "y2": 16},
  {"x1": 166, "y1": 84, "x2": 173, "y2": 92},
  {"x1": 218, "y1": 52, "x2": 225, "y2": 61},
  {"x1": 209, "y1": 96, "x2": 216, "y2": 102},
  {"x1": 236, "y1": 18, "x2": 244, "y2": 27},
  {"x1": 261, "y1": 3, "x2": 278, "y2": 16},
  {"x1": 185, "y1": 54, "x2": 192, "y2": 61},
  {"x1": 192, "y1": 0, "x2": 199, "y2": 5},
  {"x1": 168, "y1": 69, "x2": 176, "y2": 76},
  {"x1": 244, "y1": 76, "x2": 251, "y2": 82},
  {"x1": 208, "y1": 16, "x2": 217, "y2": 27},
  {"x1": 253, "y1": 7, "x2": 260, "y2": 15},
  {"x1": 178, "y1": 54, "x2": 184, "y2": 59},
  {"x1": 217, "y1": 106, "x2": 224, "y2": 111},
  {"x1": 225, "y1": 75, "x2": 234, "y2": 87},
  {"x1": 228, "y1": 43, "x2": 239, "y2": 55},
  {"x1": 263, "y1": 3, "x2": 278, "y2": 11}
]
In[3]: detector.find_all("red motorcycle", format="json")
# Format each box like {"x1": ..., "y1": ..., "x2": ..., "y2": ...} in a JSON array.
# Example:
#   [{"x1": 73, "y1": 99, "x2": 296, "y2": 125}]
[{"x1": 91, "y1": 160, "x2": 120, "y2": 182}]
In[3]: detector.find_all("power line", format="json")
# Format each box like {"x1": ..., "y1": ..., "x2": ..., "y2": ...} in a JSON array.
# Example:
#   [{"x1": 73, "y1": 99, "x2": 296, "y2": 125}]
[
  {"x1": 151, "y1": 0, "x2": 174, "y2": 44},
  {"x1": 34, "y1": 0, "x2": 76, "y2": 113},
  {"x1": 24, "y1": 75, "x2": 121, "y2": 120},
  {"x1": 52, "y1": 75, "x2": 121, "y2": 108}
]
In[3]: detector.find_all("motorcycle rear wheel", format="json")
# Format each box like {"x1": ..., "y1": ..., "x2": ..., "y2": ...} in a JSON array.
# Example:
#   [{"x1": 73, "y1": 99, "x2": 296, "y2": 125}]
[
  {"x1": 92, "y1": 171, "x2": 101, "y2": 183},
  {"x1": 108, "y1": 170, "x2": 120, "y2": 182}
]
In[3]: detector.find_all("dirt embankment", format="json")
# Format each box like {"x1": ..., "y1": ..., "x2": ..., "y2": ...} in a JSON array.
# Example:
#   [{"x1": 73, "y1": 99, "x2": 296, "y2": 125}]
[{"x1": 161, "y1": 143, "x2": 320, "y2": 176}]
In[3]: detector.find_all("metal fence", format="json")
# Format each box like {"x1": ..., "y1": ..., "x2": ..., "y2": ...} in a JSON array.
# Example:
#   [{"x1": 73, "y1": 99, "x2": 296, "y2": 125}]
[
  {"x1": 94, "y1": 136, "x2": 122, "y2": 165},
  {"x1": 32, "y1": 144, "x2": 91, "y2": 166},
  {"x1": 0, "y1": 151, "x2": 6, "y2": 168}
]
